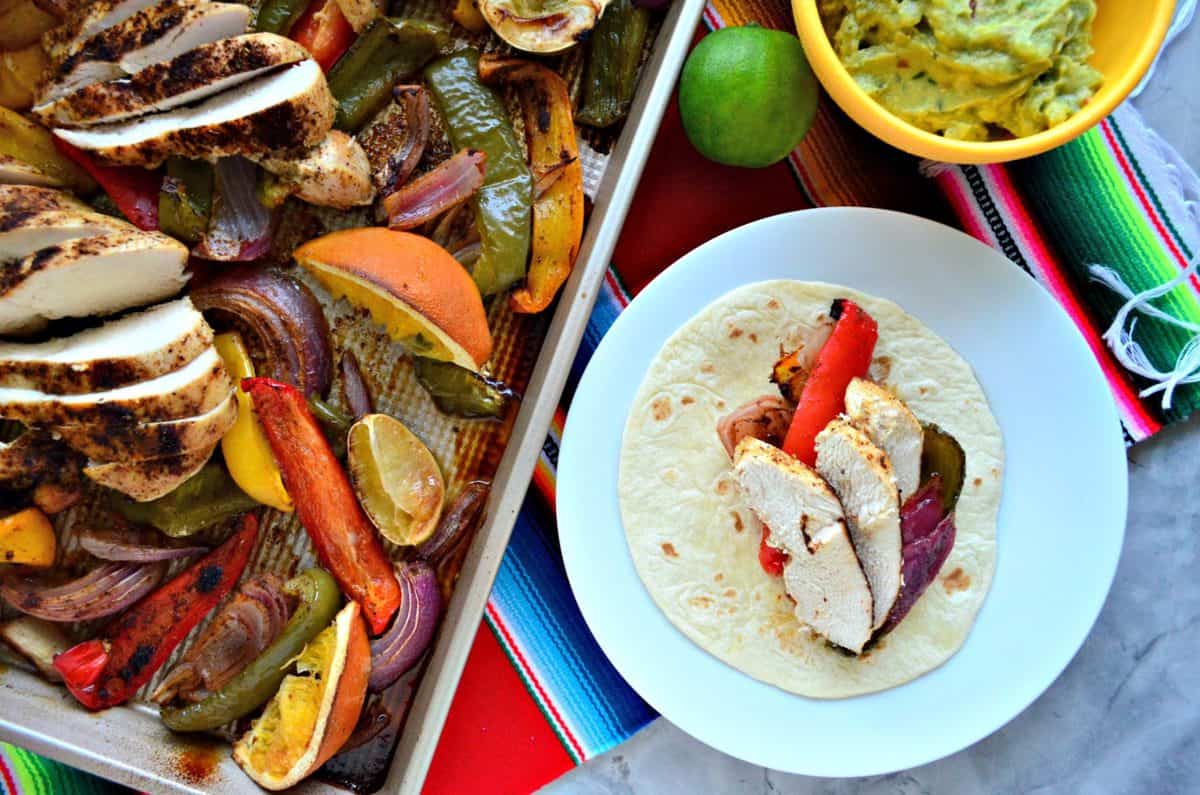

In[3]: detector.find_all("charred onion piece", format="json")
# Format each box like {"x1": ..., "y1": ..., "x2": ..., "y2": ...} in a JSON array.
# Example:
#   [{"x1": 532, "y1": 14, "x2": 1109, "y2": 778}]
[
  {"x1": 360, "y1": 85, "x2": 432, "y2": 197},
  {"x1": 0, "y1": 616, "x2": 70, "y2": 682},
  {"x1": 0, "y1": 561, "x2": 167, "y2": 622},
  {"x1": 384, "y1": 148, "x2": 486, "y2": 230},
  {"x1": 716, "y1": 396, "x2": 793, "y2": 459},
  {"x1": 78, "y1": 527, "x2": 208, "y2": 562},
  {"x1": 416, "y1": 481, "x2": 489, "y2": 568},
  {"x1": 152, "y1": 573, "x2": 293, "y2": 705},
  {"x1": 368, "y1": 560, "x2": 441, "y2": 692},
  {"x1": 340, "y1": 351, "x2": 375, "y2": 420},
  {"x1": 193, "y1": 158, "x2": 275, "y2": 262},
  {"x1": 191, "y1": 267, "x2": 333, "y2": 397}
]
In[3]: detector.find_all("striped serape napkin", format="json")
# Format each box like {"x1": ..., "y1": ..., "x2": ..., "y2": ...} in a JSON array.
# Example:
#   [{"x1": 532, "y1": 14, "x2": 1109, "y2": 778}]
[{"x1": 6, "y1": 2, "x2": 1198, "y2": 795}]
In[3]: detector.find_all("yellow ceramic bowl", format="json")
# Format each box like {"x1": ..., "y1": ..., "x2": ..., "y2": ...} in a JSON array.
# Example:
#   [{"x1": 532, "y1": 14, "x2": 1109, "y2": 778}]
[{"x1": 793, "y1": 0, "x2": 1176, "y2": 163}]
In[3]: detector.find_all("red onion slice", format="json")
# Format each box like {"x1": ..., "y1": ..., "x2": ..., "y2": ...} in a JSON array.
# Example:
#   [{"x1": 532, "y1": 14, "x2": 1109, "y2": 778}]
[
  {"x1": 415, "y1": 481, "x2": 489, "y2": 568},
  {"x1": 384, "y1": 149, "x2": 486, "y2": 231},
  {"x1": 387, "y1": 85, "x2": 432, "y2": 193},
  {"x1": 368, "y1": 561, "x2": 441, "y2": 692},
  {"x1": 78, "y1": 528, "x2": 208, "y2": 562},
  {"x1": 340, "y1": 351, "x2": 374, "y2": 420},
  {"x1": 193, "y1": 157, "x2": 275, "y2": 262},
  {"x1": 0, "y1": 562, "x2": 167, "y2": 622},
  {"x1": 191, "y1": 267, "x2": 333, "y2": 397}
]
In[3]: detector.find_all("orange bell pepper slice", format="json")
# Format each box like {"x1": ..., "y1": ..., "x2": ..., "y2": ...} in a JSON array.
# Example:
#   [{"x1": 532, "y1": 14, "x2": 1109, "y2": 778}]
[
  {"x1": 479, "y1": 56, "x2": 584, "y2": 315},
  {"x1": 291, "y1": 0, "x2": 356, "y2": 71}
]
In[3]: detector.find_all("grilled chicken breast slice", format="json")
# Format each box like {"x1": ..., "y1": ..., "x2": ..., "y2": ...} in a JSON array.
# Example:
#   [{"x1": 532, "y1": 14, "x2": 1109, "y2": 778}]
[
  {"x1": 844, "y1": 377, "x2": 923, "y2": 500},
  {"x1": 815, "y1": 418, "x2": 903, "y2": 631},
  {"x1": 42, "y1": 0, "x2": 160, "y2": 65},
  {"x1": 55, "y1": 59, "x2": 334, "y2": 167},
  {"x1": 36, "y1": 33, "x2": 310, "y2": 128},
  {"x1": 83, "y1": 443, "x2": 216, "y2": 501},
  {"x1": 0, "y1": 229, "x2": 188, "y2": 335},
  {"x1": 0, "y1": 347, "x2": 231, "y2": 425},
  {"x1": 0, "y1": 189, "x2": 132, "y2": 261},
  {"x1": 335, "y1": 0, "x2": 385, "y2": 32},
  {"x1": 42, "y1": 1, "x2": 252, "y2": 104},
  {"x1": 53, "y1": 392, "x2": 237, "y2": 460},
  {"x1": 733, "y1": 437, "x2": 874, "y2": 654},
  {"x1": 0, "y1": 298, "x2": 212, "y2": 393},
  {"x1": 258, "y1": 130, "x2": 376, "y2": 209}
]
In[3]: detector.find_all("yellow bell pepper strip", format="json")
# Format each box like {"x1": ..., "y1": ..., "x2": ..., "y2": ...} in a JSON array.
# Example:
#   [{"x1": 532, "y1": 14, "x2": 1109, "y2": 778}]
[
  {"x1": 213, "y1": 333, "x2": 293, "y2": 513},
  {"x1": 0, "y1": 0, "x2": 58, "y2": 51},
  {"x1": 0, "y1": 42, "x2": 48, "y2": 110},
  {"x1": 479, "y1": 56, "x2": 584, "y2": 314},
  {"x1": 0, "y1": 107, "x2": 94, "y2": 192},
  {"x1": 449, "y1": 0, "x2": 488, "y2": 33},
  {"x1": 0, "y1": 507, "x2": 55, "y2": 567}
]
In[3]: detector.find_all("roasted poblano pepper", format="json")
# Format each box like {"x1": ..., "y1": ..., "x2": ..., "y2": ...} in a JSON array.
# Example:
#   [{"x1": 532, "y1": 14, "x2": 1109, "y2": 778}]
[
  {"x1": 327, "y1": 17, "x2": 448, "y2": 132},
  {"x1": 254, "y1": 0, "x2": 310, "y2": 34},
  {"x1": 160, "y1": 568, "x2": 341, "y2": 732},
  {"x1": 424, "y1": 50, "x2": 532, "y2": 297},
  {"x1": 158, "y1": 158, "x2": 213, "y2": 245},
  {"x1": 577, "y1": 0, "x2": 651, "y2": 128},
  {"x1": 111, "y1": 461, "x2": 259, "y2": 537},
  {"x1": 413, "y1": 356, "x2": 511, "y2": 420},
  {"x1": 308, "y1": 395, "x2": 354, "y2": 457}
]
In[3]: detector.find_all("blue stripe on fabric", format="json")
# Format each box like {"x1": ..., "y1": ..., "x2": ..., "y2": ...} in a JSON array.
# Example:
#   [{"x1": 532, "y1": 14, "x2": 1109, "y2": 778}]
[
  {"x1": 491, "y1": 496, "x2": 656, "y2": 759},
  {"x1": 563, "y1": 270, "x2": 625, "y2": 406}
]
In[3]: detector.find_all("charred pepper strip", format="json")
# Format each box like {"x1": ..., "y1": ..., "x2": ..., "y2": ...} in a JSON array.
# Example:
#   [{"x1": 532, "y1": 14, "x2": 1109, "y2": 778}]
[
  {"x1": 480, "y1": 57, "x2": 584, "y2": 314},
  {"x1": 781, "y1": 299, "x2": 878, "y2": 466},
  {"x1": 52, "y1": 515, "x2": 258, "y2": 711},
  {"x1": 243, "y1": 378, "x2": 400, "y2": 635},
  {"x1": 110, "y1": 461, "x2": 260, "y2": 538},
  {"x1": 327, "y1": 18, "x2": 447, "y2": 132},
  {"x1": 53, "y1": 139, "x2": 160, "y2": 230},
  {"x1": 424, "y1": 49, "x2": 532, "y2": 297},
  {"x1": 413, "y1": 357, "x2": 511, "y2": 420},
  {"x1": 576, "y1": 0, "x2": 651, "y2": 128},
  {"x1": 160, "y1": 567, "x2": 340, "y2": 732},
  {"x1": 158, "y1": 157, "x2": 213, "y2": 245},
  {"x1": 254, "y1": 0, "x2": 310, "y2": 33}
]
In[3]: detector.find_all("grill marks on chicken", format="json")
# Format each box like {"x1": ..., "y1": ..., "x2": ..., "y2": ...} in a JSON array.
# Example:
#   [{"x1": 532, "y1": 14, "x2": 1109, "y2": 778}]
[
  {"x1": 152, "y1": 574, "x2": 294, "y2": 705},
  {"x1": 37, "y1": 33, "x2": 310, "y2": 128}
]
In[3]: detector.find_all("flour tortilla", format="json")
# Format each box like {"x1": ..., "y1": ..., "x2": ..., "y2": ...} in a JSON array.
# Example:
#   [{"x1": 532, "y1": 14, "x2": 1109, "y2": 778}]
[{"x1": 618, "y1": 281, "x2": 1003, "y2": 698}]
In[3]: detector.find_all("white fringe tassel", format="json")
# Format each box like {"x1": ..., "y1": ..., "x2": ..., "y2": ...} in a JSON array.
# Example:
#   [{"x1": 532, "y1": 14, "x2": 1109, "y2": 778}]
[{"x1": 1090, "y1": 256, "x2": 1200, "y2": 411}]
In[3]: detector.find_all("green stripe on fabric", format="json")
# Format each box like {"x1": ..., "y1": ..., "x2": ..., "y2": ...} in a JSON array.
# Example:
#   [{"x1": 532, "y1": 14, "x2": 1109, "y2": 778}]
[
  {"x1": 1108, "y1": 116, "x2": 1194, "y2": 259},
  {"x1": 2, "y1": 745, "x2": 121, "y2": 795},
  {"x1": 483, "y1": 613, "x2": 584, "y2": 765},
  {"x1": 1010, "y1": 130, "x2": 1200, "y2": 422}
]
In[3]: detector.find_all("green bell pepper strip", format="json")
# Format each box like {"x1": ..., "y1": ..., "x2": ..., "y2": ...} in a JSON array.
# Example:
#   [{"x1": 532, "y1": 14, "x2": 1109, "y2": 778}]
[
  {"x1": 111, "y1": 461, "x2": 259, "y2": 537},
  {"x1": 254, "y1": 0, "x2": 310, "y2": 34},
  {"x1": 577, "y1": 0, "x2": 651, "y2": 128},
  {"x1": 327, "y1": 18, "x2": 448, "y2": 132},
  {"x1": 307, "y1": 395, "x2": 354, "y2": 457},
  {"x1": 413, "y1": 356, "x2": 511, "y2": 420},
  {"x1": 424, "y1": 50, "x2": 532, "y2": 297},
  {"x1": 158, "y1": 158, "x2": 213, "y2": 245},
  {"x1": 159, "y1": 568, "x2": 342, "y2": 732}
]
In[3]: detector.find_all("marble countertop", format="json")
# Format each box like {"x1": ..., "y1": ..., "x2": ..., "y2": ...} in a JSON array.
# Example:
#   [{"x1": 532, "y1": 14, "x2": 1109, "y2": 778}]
[{"x1": 546, "y1": 22, "x2": 1200, "y2": 795}]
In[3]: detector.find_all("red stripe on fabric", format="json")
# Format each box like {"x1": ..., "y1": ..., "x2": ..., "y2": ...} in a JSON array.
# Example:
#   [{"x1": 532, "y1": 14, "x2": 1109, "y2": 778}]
[
  {"x1": 936, "y1": 172, "x2": 993, "y2": 243},
  {"x1": 1100, "y1": 121, "x2": 1196, "y2": 279},
  {"x1": 0, "y1": 754, "x2": 19, "y2": 795},
  {"x1": 533, "y1": 462, "x2": 556, "y2": 511},
  {"x1": 604, "y1": 269, "x2": 630, "y2": 308},
  {"x1": 986, "y1": 165, "x2": 1162, "y2": 437},
  {"x1": 487, "y1": 603, "x2": 587, "y2": 762},
  {"x1": 425, "y1": 621, "x2": 574, "y2": 795}
]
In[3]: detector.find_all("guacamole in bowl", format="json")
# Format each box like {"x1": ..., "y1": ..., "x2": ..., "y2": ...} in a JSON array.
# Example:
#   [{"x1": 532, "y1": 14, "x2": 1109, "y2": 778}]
[{"x1": 819, "y1": 0, "x2": 1103, "y2": 141}]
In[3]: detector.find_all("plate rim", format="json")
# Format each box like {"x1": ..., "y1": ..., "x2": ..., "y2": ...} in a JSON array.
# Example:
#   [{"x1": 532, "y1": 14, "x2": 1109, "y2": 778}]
[{"x1": 557, "y1": 207, "x2": 1128, "y2": 777}]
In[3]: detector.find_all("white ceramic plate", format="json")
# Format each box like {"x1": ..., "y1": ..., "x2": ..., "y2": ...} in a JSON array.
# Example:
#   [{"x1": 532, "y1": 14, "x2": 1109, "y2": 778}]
[{"x1": 557, "y1": 208, "x2": 1128, "y2": 777}]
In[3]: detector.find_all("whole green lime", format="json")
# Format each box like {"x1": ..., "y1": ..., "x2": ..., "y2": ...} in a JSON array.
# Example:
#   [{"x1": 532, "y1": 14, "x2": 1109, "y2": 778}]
[{"x1": 678, "y1": 25, "x2": 818, "y2": 168}]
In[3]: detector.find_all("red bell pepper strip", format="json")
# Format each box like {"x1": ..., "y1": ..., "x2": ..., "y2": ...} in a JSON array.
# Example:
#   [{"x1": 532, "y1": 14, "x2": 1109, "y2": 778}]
[
  {"x1": 242, "y1": 377, "x2": 400, "y2": 635},
  {"x1": 781, "y1": 299, "x2": 878, "y2": 466},
  {"x1": 291, "y1": 0, "x2": 356, "y2": 71},
  {"x1": 758, "y1": 526, "x2": 788, "y2": 577},
  {"x1": 52, "y1": 516, "x2": 258, "y2": 710},
  {"x1": 52, "y1": 139, "x2": 161, "y2": 230}
]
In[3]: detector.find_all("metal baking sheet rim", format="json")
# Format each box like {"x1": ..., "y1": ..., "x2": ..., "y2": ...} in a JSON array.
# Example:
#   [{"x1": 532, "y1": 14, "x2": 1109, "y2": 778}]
[{"x1": 0, "y1": 1, "x2": 707, "y2": 791}]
